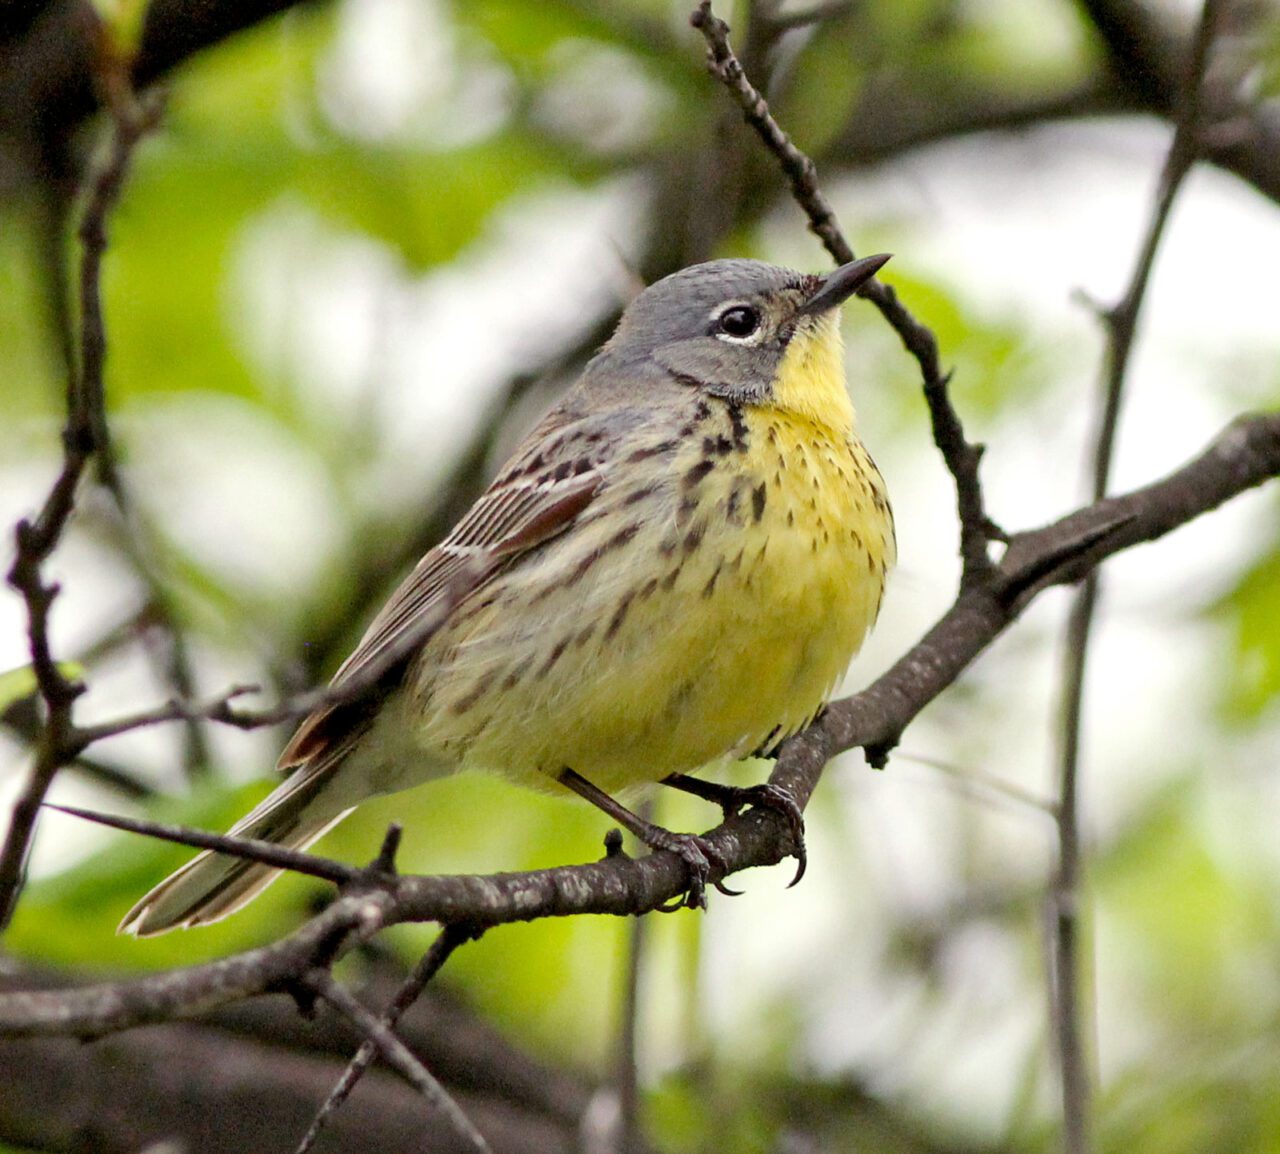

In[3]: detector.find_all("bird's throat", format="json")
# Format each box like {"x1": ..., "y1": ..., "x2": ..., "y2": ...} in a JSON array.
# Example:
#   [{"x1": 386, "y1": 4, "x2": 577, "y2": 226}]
[{"x1": 767, "y1": 314, "x2": 856, "y2": 435}]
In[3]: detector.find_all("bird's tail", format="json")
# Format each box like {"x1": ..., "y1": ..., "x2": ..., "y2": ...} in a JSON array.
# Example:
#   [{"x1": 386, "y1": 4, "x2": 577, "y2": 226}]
[{"x1": 118, "y1": 759, "x2": 352, "y2": 937}]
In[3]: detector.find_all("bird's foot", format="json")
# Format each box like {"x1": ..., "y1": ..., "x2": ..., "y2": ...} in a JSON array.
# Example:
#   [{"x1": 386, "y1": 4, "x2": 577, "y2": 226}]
[
  {"x1": 556, "y1": 767, "x2": 737, "y2": 910},
  {"x1": 728, "y1": 783, "x2": 807, "y2": 887},
  {"x1": 662, "y1": 775, "x2": 807, "y2": 888},
  {"x1": 643, "y1": 828, "x2": 736, "y2": 911}
]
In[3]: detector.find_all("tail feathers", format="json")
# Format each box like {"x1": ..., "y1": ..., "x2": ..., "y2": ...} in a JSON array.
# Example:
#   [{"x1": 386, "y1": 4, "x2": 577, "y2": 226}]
[{"x1": 119, "y1": 766, "x2": 353, "y2": 937}]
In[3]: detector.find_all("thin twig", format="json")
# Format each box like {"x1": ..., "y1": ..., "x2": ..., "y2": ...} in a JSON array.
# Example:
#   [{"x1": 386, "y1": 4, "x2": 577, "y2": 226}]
[
  {"x1": 0, "y1": 63, "x2": 162, "y2": 928},
  {"x1": 67, "y1": 556, "x2": 487, "y2": 753},
  {"x1": 895, "y1": 751, "x2": 1057, "y2": 816},
  {"x1": 0, "y1": 407, "x2": 1277, "y2": 1041},
  {"x1": 102, "y1": 513, "x2": 216, "y2": 780},
  {"x1": 303, "y1": 969, "x2": 492, "y2": 1154},
  {"x1": 295, "y1": 922, "x2": 481, "y2": 1154},
  {"x1": 615, "y1": 802, "x2": 651, "y2": 1154},
  {"x1": 1, "y1": 693, "x2": 155, "y2": 799},
  {"x1": 1051, "y1": 4, "x2": 1222, "y2": 1151},
  {"x1": 46, "y1": 803, "x2": 363, "y2": 886},
  {"x1": 689, "y1": 0, "x2": 999, "y2": 584}
]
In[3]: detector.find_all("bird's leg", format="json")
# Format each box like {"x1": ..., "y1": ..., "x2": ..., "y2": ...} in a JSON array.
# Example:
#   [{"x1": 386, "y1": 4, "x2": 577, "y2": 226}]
[
  {"x1": 556, "y1": 768, "x2": 733, "y2": 909},
  {"x1": 661, "y1": 773, "x2": 807, "y2": 888}
]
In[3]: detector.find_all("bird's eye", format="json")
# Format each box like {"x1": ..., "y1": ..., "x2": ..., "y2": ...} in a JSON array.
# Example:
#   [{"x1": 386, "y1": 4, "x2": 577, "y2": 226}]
[{"x1": 715, "y1": 305, "x2": 761, "y2": 340}]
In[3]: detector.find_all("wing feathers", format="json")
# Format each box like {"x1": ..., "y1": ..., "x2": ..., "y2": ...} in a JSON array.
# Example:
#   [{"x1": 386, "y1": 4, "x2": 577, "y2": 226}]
[{"x1": 279, "y1": 417, "x2": 609, "y2": 770}]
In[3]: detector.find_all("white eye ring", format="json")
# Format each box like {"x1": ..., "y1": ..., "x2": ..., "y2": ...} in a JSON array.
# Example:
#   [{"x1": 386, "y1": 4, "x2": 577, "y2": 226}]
[{"x1": 712, "y1": 303, "x2": 764, "y2": 345}]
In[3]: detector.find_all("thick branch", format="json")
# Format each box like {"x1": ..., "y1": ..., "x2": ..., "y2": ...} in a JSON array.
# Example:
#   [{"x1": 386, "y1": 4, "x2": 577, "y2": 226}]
[
  {"x1": 1, "y1": 412, "x2": 1275, "y2": 1042},
  {"x1": 820, "y1": 411, "x2": 1280, "y2": 763},
  {"x1": 0, "y1": 962, "x2": 591, "y2": 1154}
]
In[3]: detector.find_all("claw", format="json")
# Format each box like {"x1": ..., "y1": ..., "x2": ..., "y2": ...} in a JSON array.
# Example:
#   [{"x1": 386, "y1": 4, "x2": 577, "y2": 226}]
[
  {"x1": 660, "y1": 773, "x2": 807, "y2": 888},
  {"x1": 703, "y1": 781, "x2": 807, "y2": 888},
  {"x1": 741, "y1": 783, "x2": 806, "y2": 886},
  {"x1": 786, "y1": 844, "x2": 807, "y2": 888},
  {"x1": 642, "y1": 827, "x2": 730, "y2": 909}
]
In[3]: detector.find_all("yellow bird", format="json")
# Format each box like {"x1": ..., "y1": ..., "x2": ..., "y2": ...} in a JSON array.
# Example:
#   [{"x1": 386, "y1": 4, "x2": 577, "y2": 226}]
[{"x1": 121, "y1": 253, "x2": 896, "y2": 935}]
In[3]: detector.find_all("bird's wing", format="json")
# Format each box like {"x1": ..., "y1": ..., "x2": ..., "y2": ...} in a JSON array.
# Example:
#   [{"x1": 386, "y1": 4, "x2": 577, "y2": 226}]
[{"x1": 278, "y1": 410, "x2": 609, "y2": 768}]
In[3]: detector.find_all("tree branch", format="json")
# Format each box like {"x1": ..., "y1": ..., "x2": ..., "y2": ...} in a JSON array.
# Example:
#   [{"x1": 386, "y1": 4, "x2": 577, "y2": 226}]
[
  {"x1": 0, "y1": 60, "x2": 161, "y2": 928},
  {"x1": 691, "y1": 0, "x2": 999, "y2": 589},
  {"x1": 1, "y1": 410, "x2": 1275, "y2": 1042},
  {"x1": 295, "y1": 924, "x2": 481, "y2": 1154},
  {"x1": 1078, "y1": 0, "x2": 1280, "y2": 201},
  {"x1": 1050, "y1": 5, "x2": 1223, "y2": 1147},
  {"x1": 303, "y1": 969, "x2": 492, "y2": 1154},
  {"x1": 0, "y1": 960, "x2": 593, "y2": 1154}
]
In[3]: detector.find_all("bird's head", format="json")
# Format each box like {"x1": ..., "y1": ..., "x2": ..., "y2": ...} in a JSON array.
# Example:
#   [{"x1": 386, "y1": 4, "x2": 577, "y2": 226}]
[{"x1": 598, "y1": 253, "x2": 890, "y2": 430}]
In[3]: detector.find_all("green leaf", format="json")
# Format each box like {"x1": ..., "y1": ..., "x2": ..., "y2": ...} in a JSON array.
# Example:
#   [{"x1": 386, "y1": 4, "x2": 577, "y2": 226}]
[
  {"x1": 1214, "y1": 531, "x2": 1280, "y2": 719},
  {"x1": 0, "y1": 663, "x2": 86, "y2": 712}
]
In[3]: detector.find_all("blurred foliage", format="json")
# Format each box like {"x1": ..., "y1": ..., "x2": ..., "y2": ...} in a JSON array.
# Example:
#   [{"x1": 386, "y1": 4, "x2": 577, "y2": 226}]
[
  {"x1": 1215, "y1": 535, "x2": 1280, "y2": 721},
  {"x1": 2, "y1": 1, "x2": 1280, "y2": 1153}
]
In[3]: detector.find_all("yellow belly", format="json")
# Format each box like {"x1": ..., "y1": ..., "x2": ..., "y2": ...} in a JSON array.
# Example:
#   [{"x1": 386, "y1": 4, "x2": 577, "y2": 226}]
[{"x1": 408, "y1": 409, "x2": 894, "y2": 796}]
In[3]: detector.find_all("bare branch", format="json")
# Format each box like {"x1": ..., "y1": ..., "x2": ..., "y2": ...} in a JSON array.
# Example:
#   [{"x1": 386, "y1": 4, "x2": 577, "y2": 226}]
[
  {"x1": 614, "y1": 885, "x2": 648, "y2": 1154},
  {"x1": 63, "y1": 554, "x2": 488, "y2": 751},
  {"x1": 296, "y1": 924, "x2": 482, "y2": 1154},
  {"x1": 0, "y1": 890, "x2": 395, "y2": 1038},
  {"x1": 46, "y1": 804, "x2": 363, "y2": 887},
  {"x1": 0, "y1": 963, "x2": 584, "y2": 1153},
  {"x1": 0, "y1": 54, "x2": 162, "y2": 928},
  {"x1": 303, "y1": 970, "x2": 493, "y2": 1154},
  {"x1": 689, "y1": 0, "x2": 1000, "y2": 585},
  {"x1": 811, "y1": 411, "x2": 1280, "y2": 772},
  {"x1": 0, "y1": 411, "x2": 1275, "y2": 1044},
  {"x1": 1051, "y1": 4, "x2": 1224, "y2": 1149}
]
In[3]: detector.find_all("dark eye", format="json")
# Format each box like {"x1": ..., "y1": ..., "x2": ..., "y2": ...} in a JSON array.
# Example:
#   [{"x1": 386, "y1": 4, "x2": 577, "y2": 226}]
[{"x1": 716, "y1": 305, "x2": 760, "y2": 340}]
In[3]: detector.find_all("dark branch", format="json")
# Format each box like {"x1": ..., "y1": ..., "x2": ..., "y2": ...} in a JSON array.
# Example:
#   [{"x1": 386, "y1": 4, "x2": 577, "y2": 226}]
[
  {"x1": 303, "y1": 970, "x2": 492, "y2": 1154},
  {"x1": 690, "y1": 0, "x2": 999, "y2": 582},
  {"x1": 0, "y1": 57, "x2": 161, "y2": 928},
  {"x1": 1051, "y1": 6, "x2": 1224, "y2": 1146},
  {"x1": 1, "y1": 411, "x2": 1276, "y2": 1041},
  {"x1": 815, "y1": 411, "x2": 1280, "y2": 771},
  {"x1": 46, "y1": 804, "x2": 363, "y2": 887},
  {"x1": 66, "y1": 554, "x2": 488, "y2": 749},
  {"x1": 1078, "y1": 0, "x2": 1280, "y2": 204},
  {"x1": 297, "y1": 923, "x2": 481, "y2": 1154}
]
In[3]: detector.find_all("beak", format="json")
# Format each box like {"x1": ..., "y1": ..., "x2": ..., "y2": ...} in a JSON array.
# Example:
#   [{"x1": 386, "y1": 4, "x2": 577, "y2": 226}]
[{"x1": 798, "y1": 253, "x2": 891, "y2": 316}]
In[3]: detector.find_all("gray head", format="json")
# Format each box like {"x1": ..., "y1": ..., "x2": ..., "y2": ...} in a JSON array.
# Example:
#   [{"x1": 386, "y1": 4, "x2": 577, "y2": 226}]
[{"x1": 590, "y1": 254, "x2": 889, "y2": 405}]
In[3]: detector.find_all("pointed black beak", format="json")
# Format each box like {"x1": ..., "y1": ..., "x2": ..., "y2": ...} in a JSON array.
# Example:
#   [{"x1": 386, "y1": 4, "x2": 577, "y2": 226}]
[{"x1": 798, "y1": 252, "x2": 891, "y2": 316}]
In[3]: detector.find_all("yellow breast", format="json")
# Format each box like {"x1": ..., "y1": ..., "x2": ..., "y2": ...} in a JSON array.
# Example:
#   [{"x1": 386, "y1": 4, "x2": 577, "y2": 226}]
[{"x1": 411, "y1": 316, "x2": 893, "y2": 794}]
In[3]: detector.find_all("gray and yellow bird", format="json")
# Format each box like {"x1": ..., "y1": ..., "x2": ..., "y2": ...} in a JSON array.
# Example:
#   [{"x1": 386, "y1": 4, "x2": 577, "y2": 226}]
[{"x1": 122, "y1": 253, "x2": 896, "y2": 935}]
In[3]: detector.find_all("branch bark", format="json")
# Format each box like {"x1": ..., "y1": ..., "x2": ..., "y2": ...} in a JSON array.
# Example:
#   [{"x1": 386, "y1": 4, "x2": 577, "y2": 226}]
[
  {"x1": 2, "y1": 410, "x2": 1276, "y2": 1043},
  {"x1": 0, "y1": 962, "x2": 594, "y2": 1154}
]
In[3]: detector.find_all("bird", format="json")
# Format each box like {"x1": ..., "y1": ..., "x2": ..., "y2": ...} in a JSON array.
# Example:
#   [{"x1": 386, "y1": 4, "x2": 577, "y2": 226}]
[{"x1": 120, "y1": 253, "x2": 896, "y2": 935}]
